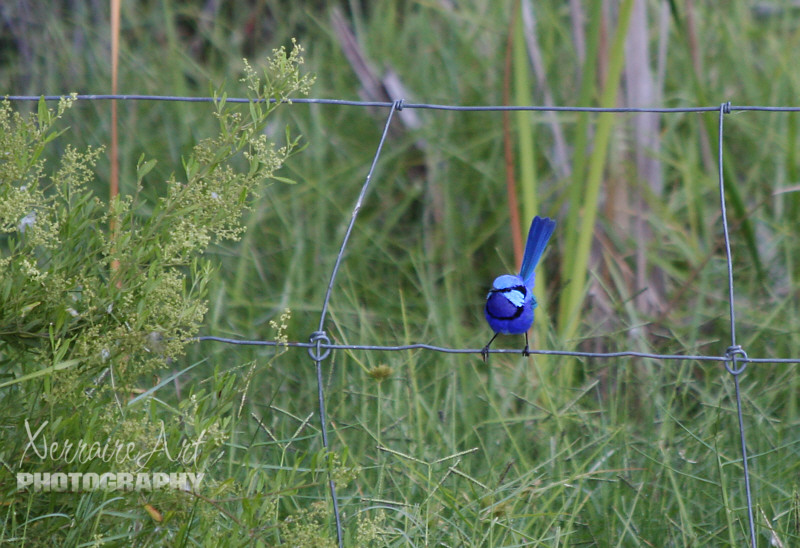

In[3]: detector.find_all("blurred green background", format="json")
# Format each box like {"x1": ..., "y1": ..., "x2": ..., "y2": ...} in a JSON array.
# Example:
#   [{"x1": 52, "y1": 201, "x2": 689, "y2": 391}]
[{"x1": 3, "y1": 0, "x2": 800, "y2": 545}]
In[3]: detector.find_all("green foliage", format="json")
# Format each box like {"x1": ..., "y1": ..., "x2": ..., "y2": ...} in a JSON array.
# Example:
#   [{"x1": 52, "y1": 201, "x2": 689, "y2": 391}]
[
  {"x1": 0, "y1": 43, "x2": 329, "y2": 545},
  {"x1": 0, "y1": 44, "x2": 312, "y2": 398}
]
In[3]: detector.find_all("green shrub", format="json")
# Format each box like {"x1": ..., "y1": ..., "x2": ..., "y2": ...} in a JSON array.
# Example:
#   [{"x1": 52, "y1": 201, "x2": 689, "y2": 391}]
[{"x1": 1, "y1": 42, "x2": 318, "y2": 545}]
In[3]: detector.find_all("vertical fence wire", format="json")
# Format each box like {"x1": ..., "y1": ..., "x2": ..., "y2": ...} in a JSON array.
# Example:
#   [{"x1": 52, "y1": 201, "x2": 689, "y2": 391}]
[
  {"x1": 307, "y1": 100, "x2": 401, "y2": 547},
  {"x1": 716, "y1": 102, "x2": 757, "y2": 547}
]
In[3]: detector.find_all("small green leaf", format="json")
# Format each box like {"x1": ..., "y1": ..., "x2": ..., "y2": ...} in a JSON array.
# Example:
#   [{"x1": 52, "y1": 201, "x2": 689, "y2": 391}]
[
  {"x1": 182, "y1": 155, "x2": 198, "y2": 180},
  {"x1": 36, "y1": 96, "x2": 50, "y2": 127},
  {"x1": 136, "y1": 154, "x2": 158, "y2": 183}
]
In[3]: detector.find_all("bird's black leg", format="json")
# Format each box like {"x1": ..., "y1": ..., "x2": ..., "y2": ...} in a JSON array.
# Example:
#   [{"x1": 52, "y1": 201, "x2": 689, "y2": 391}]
[
  {"x1": 482, "y1": 332, "x2": 499, "y2": 362},
  {"x1": 522, "y1": 332, "x2": 530, "y2": 357}
]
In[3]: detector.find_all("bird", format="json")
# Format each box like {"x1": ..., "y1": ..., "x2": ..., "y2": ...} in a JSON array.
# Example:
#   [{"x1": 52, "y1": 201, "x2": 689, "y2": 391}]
[{"x1": 482, "y1": 215, "x2": 556, "y2": 361}]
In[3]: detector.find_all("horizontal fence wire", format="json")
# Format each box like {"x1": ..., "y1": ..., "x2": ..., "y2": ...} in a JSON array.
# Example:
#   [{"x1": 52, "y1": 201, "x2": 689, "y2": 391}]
[
  {"x1": 10, "y1": 92, "x2": 799, "y2": 547},
  {"x1": 9, "y1": 93, "x2": 800, "y2": 112},
  {"x1": 192, "y1": 336, "x2": 800, "y2": 363},
  {"x1": 191, "y1": 335, "x2": 800, "y2": 364}
]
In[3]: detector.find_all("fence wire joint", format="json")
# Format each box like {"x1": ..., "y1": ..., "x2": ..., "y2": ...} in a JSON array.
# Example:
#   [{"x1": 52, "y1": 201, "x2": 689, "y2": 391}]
[
  {"x1": 308, "y1": 330, "x2": 332, "y2": 362},
  {"x1": 725, "y1": 345, "x2": 748, "y2": 375}
]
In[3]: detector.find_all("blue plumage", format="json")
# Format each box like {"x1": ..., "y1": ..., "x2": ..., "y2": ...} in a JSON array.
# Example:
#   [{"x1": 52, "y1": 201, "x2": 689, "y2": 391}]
[{"x1": 482, "y1": 216, "x2": 556, "y2": 360}]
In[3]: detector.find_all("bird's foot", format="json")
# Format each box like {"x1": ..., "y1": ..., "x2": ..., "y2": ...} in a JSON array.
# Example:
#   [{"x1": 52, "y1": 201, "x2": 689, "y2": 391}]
[
  {"x1": 522, "y1": 332, "x2": 531, "y2": 357},
  {"x1": 482, "y1": 333, "x2": 499, "y2": 362}
]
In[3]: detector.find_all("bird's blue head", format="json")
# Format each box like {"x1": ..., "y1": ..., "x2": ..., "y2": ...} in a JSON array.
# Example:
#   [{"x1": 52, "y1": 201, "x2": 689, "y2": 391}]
[
  {"x1": 489, "y1": 274, "x2": 528, "y2": 308},
  {"x1": 491, "y1": 274, "x2": 525, "y2": 291}
]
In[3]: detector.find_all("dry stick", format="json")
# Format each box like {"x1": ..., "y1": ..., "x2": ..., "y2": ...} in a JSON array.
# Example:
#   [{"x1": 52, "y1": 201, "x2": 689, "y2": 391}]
[{"x1": 110, "y1": 0, "x2": 121, "y2": 278}]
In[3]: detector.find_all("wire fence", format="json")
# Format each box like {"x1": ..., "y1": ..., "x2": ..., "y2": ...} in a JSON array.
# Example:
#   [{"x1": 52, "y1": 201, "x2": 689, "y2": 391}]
[{"x1": 12, "y1": 93, "x2": 800, "y2": 547}]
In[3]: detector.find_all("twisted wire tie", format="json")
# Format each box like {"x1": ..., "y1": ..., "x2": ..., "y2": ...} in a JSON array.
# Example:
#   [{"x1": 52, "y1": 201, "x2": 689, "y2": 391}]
[
  {"x1": 725, "y1": 345, "x2": 748, "y2": 376},
  {"x1": 308, "y1": 330, "x2": 332, "y2": 362}
]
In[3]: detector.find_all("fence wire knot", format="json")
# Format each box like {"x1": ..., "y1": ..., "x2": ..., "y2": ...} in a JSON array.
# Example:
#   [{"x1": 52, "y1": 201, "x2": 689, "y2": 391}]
[
  {"x1": 724, "y1": 345, "x2": 748, "y2": 375},
  {"x1": 394, "y1": 99, "x2": 404, "y2": 111},
  {"x1": 721, "y1": 101, "x2": 732, "y2": 114},
  {"x1": 308, "y1": 330, "x2": 332, "y2": 362}
]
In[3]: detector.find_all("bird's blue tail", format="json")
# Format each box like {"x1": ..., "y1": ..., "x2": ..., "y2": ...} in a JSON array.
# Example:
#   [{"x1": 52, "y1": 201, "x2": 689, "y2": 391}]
[{"x1": 519, "y1": 216, "x2": 556, "y2": 286}]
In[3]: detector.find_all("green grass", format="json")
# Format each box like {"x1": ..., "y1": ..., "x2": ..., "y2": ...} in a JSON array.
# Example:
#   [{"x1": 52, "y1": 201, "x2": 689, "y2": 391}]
[{"x1": 3, "y1": 1, "x2": 800, "y2": 546}]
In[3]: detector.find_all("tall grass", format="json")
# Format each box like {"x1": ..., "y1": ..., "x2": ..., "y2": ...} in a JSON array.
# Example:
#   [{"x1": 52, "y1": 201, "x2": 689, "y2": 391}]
[{"x1": 3, "y1": 0, "x2": 800, "y2": 545}]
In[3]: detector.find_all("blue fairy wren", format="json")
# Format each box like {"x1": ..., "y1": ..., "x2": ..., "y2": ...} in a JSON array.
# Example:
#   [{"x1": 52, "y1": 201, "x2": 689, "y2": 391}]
[{"x1": 482, "y1": 215, "x2": 556, "y2": 361}]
